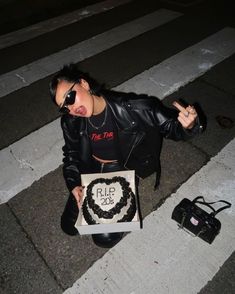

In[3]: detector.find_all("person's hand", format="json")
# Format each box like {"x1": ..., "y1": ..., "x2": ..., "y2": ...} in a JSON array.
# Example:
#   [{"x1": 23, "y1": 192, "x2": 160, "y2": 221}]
[
  {"x1": 72, "y1": 186, "x2": 84, "y2": 209},
  {"x1": 173, "y1": 101, "x2": 198, "y2": 129}
]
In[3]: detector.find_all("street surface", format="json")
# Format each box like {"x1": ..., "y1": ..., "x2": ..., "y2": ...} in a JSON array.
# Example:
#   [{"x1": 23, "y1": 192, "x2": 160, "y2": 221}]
[{"x1": 0, "y1": 0, "x2": 234, "y2": 293}]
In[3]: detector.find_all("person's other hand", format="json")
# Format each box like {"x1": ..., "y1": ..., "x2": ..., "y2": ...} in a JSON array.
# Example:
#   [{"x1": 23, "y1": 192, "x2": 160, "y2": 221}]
[
  {"x1": 173, "y1": 101, "x2": 198, "y2": 129},
  {"x1": 72, "y1": 186, "x2": 84, "y2": 208}
]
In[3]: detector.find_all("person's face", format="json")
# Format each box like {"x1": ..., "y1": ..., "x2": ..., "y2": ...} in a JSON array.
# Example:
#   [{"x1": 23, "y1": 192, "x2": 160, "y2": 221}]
[{"x1": 55, "y1": 79, "x2": 94, "y2": 117}]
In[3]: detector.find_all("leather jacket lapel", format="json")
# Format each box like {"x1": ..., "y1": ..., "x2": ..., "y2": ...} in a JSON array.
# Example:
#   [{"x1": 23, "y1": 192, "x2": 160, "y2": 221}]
[
  {"x1": 75, "y1": 117, "x2": 92, "y2": 164},
  {"x1": 107, "y1": 100, "x2": 145, "y2": 165}
]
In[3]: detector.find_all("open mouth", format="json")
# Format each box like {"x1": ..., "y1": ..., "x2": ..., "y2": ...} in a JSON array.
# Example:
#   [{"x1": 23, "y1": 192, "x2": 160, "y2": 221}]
[{"x1": 75, "y1": 106, "x2": 87, "y2": 116}]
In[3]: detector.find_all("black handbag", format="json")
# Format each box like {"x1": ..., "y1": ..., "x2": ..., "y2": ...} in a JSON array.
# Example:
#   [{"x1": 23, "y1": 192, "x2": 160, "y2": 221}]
[{"x1": 171, "y1": 196, "x2": 231, "y2": 244}]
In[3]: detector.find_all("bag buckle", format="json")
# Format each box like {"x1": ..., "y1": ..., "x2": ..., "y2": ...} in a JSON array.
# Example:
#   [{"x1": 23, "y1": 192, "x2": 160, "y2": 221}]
[
  {"x1": 196, "y1": 226, "x2": 207, "y2": 237},
  {"x1": 178, "y1": 212, "x2": 187, "y2": 229}
]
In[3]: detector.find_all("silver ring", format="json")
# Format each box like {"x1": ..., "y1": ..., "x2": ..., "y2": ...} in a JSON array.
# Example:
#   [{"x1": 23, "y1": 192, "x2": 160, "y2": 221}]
[
  {"x1": 189, "y1": 109, "x2": 196, "y2": 114},
  {"x1": 188, "y1": 106, "x2": 196, "y2": 114},
  {"x1": 184, "y1": 111, "x2": 189, "y2": 117}
]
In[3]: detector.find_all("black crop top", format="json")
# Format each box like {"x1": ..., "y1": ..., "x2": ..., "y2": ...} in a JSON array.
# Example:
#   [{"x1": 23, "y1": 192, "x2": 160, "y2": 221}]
[{"x1": 87, "y1": 106, "x2": 118, "y2": 160}]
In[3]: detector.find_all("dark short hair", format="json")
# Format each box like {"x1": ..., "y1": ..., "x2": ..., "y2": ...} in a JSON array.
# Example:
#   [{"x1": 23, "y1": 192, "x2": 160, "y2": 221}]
[{"x1": 49, "y1": 63, "x2": 104, "y2": 104}]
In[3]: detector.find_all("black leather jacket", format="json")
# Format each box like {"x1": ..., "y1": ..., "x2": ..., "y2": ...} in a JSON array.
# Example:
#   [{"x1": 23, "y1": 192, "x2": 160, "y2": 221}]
[{"x1": 61, "y1": 90, "x2": 202, "y2": 192}]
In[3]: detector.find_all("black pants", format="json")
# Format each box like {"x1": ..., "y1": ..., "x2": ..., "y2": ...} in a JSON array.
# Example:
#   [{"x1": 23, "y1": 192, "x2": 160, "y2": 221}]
[{"x1": 61, "y1": 160, "x2": 124, "y2": 236}]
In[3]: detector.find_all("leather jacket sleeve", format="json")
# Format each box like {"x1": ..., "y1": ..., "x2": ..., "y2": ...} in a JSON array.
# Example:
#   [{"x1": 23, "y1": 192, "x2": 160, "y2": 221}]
[
  {"x1": 155, "y1": 102, "x2": 203, "y2": 140},
  {"x1": 61, "y1": 115, "x2": 83, "y2": 192},
  {"x1": 122, "y1": 92, "x2": 203, "y2": 140}
]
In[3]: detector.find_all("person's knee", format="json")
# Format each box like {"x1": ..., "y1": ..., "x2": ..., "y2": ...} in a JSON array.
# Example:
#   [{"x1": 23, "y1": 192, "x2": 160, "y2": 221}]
[{"x1": 92, "y1": 232, "x2": 123, "y2": 248}]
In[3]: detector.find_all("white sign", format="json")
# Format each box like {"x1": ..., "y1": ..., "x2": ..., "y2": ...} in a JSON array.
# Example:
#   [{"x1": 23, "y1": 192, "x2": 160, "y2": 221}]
[{"x1": 75, "y1": 170, "x2": 141, "y2": 235}]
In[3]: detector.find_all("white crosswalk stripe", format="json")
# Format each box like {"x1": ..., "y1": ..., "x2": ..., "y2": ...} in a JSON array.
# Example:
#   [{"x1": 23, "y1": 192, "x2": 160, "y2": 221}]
[
  {"x1": 0, "y1": 0, "x2": 132, "y2": 50},
  {"x1": 115, "y1": 27, "x2": 235, "y2": 97},
  {"x1": 0, "y1": 3, "x2": 234, "y2": 293},
  {"x1": 0, "y1": 9, "x2": 182, "y2": 98}
]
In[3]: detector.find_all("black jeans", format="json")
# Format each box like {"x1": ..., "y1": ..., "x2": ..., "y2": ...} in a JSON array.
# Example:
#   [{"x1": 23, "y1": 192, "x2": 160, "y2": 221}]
[{"x1": 61, "y1": 160, "x2": 124, "y2": 236}]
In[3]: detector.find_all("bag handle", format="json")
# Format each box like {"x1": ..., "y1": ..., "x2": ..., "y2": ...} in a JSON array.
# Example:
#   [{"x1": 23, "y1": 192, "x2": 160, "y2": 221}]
[{"x1": 193, "y1": 196, "x2": 232, "y2": 216}]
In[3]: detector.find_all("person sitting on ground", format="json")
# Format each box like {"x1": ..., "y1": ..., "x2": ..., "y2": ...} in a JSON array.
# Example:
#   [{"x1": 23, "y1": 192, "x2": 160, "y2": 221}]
[{"x1": 49, "y1": 63, "x2": 203, "y2": 248}]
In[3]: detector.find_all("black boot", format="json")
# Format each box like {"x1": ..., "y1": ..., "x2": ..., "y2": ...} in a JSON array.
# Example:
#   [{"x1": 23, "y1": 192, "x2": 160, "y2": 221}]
[
  {"x1": 92, "y1": 232, "x2": 124, "y2": 248},
  {"x1": 61, "y1": 194, "x2": 79, "y2": 236}
]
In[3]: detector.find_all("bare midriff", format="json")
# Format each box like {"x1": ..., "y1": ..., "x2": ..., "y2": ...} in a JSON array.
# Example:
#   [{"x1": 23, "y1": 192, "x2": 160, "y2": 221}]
[{"x1": 92, "y1": 155, "x2": 118, "y2": 164}]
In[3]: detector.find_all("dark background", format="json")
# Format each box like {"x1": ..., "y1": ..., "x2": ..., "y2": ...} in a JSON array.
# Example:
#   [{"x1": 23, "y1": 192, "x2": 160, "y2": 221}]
[
  {"x1": 0, "y1": 0, "x2": 103, "y2": 34},
  {"x1": 0, "y1": 0, "x2": 234, "y2": 35}
]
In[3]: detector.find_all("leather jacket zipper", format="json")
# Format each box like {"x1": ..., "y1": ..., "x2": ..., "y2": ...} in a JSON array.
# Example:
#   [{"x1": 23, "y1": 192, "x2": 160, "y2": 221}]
[
  {"x1": 100, "y1": 162, "x2": 105, "y2": 173},
  {"x1": 124, "y1": 132, "x2": 144, "y2": 179}
]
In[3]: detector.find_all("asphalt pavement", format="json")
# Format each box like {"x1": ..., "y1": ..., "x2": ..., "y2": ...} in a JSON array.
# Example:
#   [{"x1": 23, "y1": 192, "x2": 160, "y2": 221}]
[{"x1": 0, "y1": 0, "x2": 234, "y2": 293}]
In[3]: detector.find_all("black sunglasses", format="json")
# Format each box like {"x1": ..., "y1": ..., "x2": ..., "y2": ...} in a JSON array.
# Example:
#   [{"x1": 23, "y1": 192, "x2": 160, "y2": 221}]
[{"x1": 59, "y1": 82, "x2": 77, "y2": 114}]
